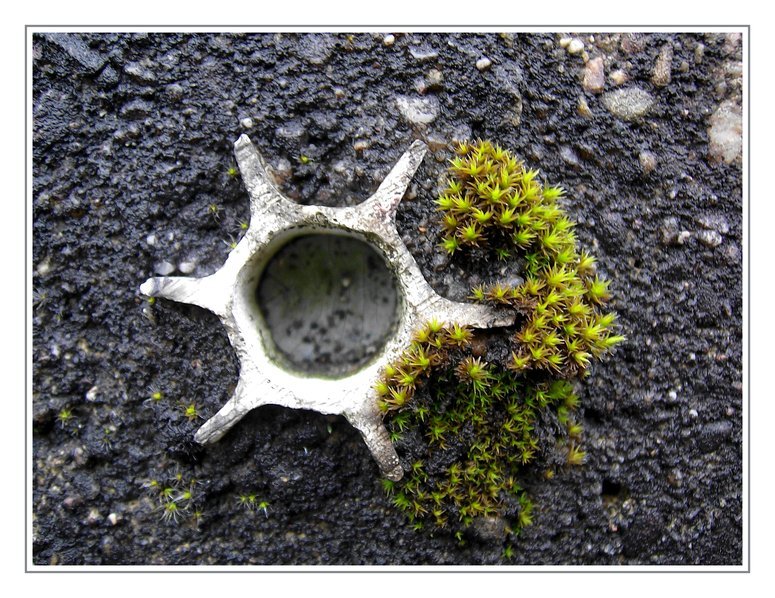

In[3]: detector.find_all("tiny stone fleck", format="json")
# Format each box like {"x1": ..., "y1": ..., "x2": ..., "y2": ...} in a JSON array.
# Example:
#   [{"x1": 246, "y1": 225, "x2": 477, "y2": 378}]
[
  {"x1": 395, "y1": 95, "x2": 439, "y2": 125},
  {"x1": 178, "y1": 260, "x2": 197, "y2": 274},
  {"x1": 476, "y1": 57, "x2": 492, "y2": 71},
  {"x1": 154, "y1": 260, "x2": 176, "y2": 276},
  {"x1": 567, "y1": 38, "x2": 584, "y2": 54},
  {"x1": 240, "y1": 117, "x2": 255, "y2": 129},
  {"x1": 652, "y1": 43, "x2": 673, "y2": 87},
  {"x1": 609, "y1": 69, "x2": 628, "y2": 86},
  {"x1": 582, "y1": 57, "x2": 605, "y2": 94},
  {"x1": 639, "y1": 150, "x2": 658, "y2": 175},
  {"x1": 409, "y1": 46, "x2": 438, "y2": 61},
  {"x1": 577, "y1": 97, "x2": 592, "y2": 118},
  {"x1": 698, "y1": 229, "x2": 723, "y2": 248},
  {"x1": 383, "y1": 34, "x2": 395, "y2": 46}
]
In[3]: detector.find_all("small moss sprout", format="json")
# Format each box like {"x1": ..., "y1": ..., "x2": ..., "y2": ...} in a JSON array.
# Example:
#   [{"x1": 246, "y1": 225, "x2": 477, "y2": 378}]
[{"x1": 144, "y1": 471, "x2": 204, "y2": 528}]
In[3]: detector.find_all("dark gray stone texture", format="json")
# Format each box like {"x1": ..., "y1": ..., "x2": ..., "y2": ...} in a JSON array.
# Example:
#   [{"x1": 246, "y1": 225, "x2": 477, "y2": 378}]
[{"x1": 32, "y1": 31, "x2": 743, "y2": 565}]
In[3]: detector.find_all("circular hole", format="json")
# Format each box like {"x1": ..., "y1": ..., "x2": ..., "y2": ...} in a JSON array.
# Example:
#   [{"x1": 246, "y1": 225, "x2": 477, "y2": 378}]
[{"x1": 255, "y1": 233, "x2": 400, "y2": 377}]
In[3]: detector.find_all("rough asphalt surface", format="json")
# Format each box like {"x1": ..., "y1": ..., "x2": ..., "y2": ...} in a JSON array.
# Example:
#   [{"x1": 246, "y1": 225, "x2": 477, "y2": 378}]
[{"x1": 32, "y1": 31, "x2": 743, "y2": 565}]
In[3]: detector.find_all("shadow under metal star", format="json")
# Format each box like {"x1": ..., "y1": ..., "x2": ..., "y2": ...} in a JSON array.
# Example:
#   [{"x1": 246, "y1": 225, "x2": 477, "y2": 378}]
[{"x1": 141, "y1": 135, "x2": 514, "y2": 480}]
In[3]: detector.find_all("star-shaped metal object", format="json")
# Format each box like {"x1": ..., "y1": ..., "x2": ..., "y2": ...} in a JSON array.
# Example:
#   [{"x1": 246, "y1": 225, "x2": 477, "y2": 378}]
[{"x1": 141, "y1": 135, "x2": 514, "y2": 480}]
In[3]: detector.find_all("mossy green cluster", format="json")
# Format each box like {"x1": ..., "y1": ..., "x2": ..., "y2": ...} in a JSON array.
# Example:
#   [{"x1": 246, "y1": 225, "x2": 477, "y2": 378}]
[
  {"x1": 379, "y1": 140, "x2": 624, "y2": 549},
  {"x1": 379, "y1": 322, "x2": 586, "y2": 533},
  {"x1": 440, "y1": 139, "x2": 623, "y2": 378}
]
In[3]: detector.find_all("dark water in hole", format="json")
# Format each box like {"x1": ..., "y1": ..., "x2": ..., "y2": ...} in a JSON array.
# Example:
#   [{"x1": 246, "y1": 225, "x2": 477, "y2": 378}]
[{"x1": 256, "y1": 234, "x2": 399, "y2": 377}]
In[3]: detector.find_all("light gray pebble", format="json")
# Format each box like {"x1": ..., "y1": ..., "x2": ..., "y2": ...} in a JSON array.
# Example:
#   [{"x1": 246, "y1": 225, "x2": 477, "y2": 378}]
[
  {"x1": 652, "y1": 43, "x2": 673, "y2": 87},
  {"x1": 697, "y1": 214, "x2": 730, "y2": 235},
  {"x1": 567, "y1": 38, "x2": 584, "y2": 54},
  {"x1": 560, "y1": 145, "x2": 581, "y2": 167},
  {"x1": 602, "y1": 87, "x2": 655, "y2": 121},
  {"x1": 154, "y1": 261, "x2": 176, "y2": 276},
  {"x1": 639, "y1": 151, "x2": 658, "y2": 174},
  {"x1": 395, "y1": 95, "x2": 439, "y2": 125},
  {"x1": 383, "y1": 34, "x2": 395, "y2": 46},
  {"x1": 476, "y1": 57, "x2": 492, "y2": 71},
  {"x1": 688, "y1": 408, "x2": 699, "y2": 418},
  {"x1": 240, "y1": 117, "x2": 254, "y2": 129},
  {"x1": 409, "y1": 46, "x2": 438, "y2": 61},
  {"x1": 85, "y1": 385, "x2": 99, "y2": 402},
  {"x1": 178, "y1": 261, "x2": 196, "y2": 274},
  {"x1": 708, "y1": 100, "x2": 742, "y2": 164},
  {"x1": 698, "y1": 230, "x2": 723, "y2": 248}
]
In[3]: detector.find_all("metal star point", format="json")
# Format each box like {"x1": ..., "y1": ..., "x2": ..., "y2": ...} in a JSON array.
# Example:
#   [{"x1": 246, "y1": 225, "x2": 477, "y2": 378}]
[{"x1": 141, "y1": 135, "x2": 513, "y2": 480}]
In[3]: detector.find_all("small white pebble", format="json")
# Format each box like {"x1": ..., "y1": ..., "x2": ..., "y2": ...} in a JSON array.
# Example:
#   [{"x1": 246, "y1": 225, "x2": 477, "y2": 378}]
[
  {"x1": 178, "y1": 260, "x2": 196, "y2": 274},
  {"x1": 668, "y1": 390, "x2": 678, "y2": 401},
  {"x1": 240, "y1": 117, "x2": 254, "y2": 129},
  {"x1": 154, "y1": 260, "x2": 176, "y2": 276},
  {"x1": 688, "y1": 409, "x2": 698, "y2": 418},
  {"x1": 146, "y1": 233, "x2": 158, "y2": 247},
  {"x1": 698, "y1": 229, "x2": 723, "y2": 248},
  {"x1": 85, "y1": 386, "x2": 99, "y2": 402},
  {"x1": 560, "y1": 37, "x2": 572, "y2": 48},
  {"x1": 37, "y1": 257, "x2": 52, "y2": 276},
  {"x1": 567, "y1": 39, "x2": 585, "y2": 54},
  {"x1": 108, "y1": 513, "x2": 119, "y2": 526},
  {"x1": 476, "y1": 57, "x2": 492, "y2": 71},
  {"x1": 353, "y1": 139, "x2": 370, "y2": 152},
  {"x1": 677, "y1": 231, "x2": 691, "y2": 245},
  {"x1": 383, "y1": 34, "x2": 395, "y2": 46}
]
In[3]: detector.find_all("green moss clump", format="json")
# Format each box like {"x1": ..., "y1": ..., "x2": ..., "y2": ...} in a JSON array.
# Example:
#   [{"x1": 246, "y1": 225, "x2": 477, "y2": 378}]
[
  {"x1": 379, "y1": 140, "x2": 624, "y2": 552},
  {"x1": 440, "y1": 139, "x2": 623, "y2": 378}
]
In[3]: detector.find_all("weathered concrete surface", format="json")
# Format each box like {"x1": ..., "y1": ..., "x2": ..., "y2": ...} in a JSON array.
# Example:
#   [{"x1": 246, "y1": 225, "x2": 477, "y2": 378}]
[{"x1": 32, "y1": 31, "x2": 742, "y2": 565}]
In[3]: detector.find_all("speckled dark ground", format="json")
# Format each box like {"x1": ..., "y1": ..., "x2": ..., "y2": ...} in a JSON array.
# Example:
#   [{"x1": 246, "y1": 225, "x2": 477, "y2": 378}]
[{"x1": 31, "y1": 31, "x2": 743, "y2": 565}]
